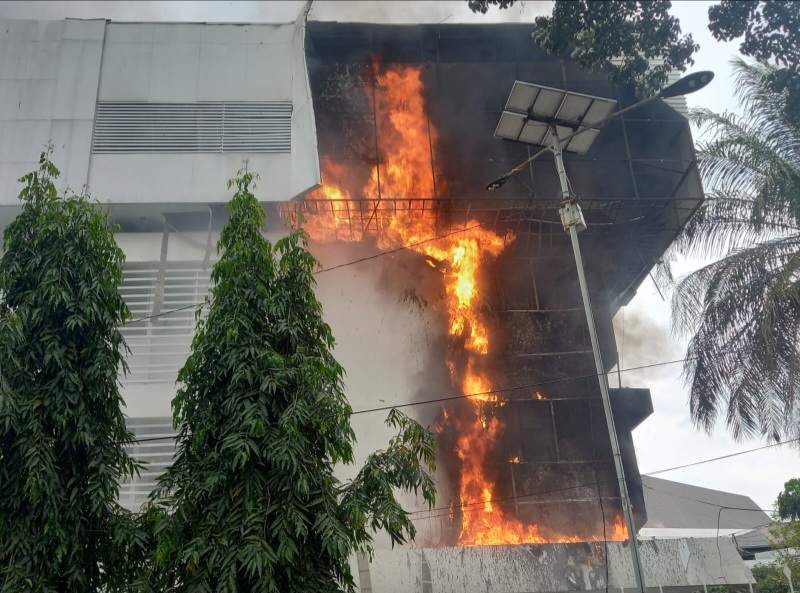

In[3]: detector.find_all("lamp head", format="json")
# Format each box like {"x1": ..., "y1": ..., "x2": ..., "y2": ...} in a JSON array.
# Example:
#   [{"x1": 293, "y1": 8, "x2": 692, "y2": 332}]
[
  {"x1": 660, "y1": 71, "x2": 714, "y2": 99},
  {"x1": 485, "y1": 175, "x2": 510, "y2": 191}
]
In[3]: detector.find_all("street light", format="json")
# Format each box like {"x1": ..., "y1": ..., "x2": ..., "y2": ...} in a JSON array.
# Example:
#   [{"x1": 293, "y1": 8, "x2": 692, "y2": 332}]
[
  {"x1": 485, "y1": 71, "x2": 713, "y2": 191},
  {"x1": 488, "y1": 70, "x2": 713, "y2": 593}
]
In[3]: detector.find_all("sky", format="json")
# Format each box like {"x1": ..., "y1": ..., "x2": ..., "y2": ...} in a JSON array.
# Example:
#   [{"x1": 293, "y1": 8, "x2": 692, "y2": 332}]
[{"x1": 0, "y1": 0, "x2": 795, "y2": 513}]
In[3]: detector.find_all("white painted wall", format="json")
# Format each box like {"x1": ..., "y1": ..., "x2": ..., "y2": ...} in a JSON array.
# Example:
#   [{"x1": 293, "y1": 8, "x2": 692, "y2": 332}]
[
  {"x1": 0, "y1": 18, "x2": 104, "y2": 202},
  {"x1": 0, "y1": 18, "x2": 320, "y2": 207},
  {"x1": 88, "y1": 21, "x2": 318, "y2": 203},
  {"x1": 115, "y1": 229, "x2": 443, "y2": 546}
]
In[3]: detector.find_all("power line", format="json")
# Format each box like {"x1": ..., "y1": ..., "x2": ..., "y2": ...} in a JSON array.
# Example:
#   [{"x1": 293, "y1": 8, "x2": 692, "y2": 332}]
[
  {"x1": 313, "y1": 213, "x2": 520, "y2": 275},
  {"x1": 362, "y1": 440, "x2": 800, "y2": 521},
  {"x1": 348, "y1": 343, "x2": 784, "y2": 415},
  {"x1": 117, "y1": 433, "x2": 796, "y2": 531},
  {"x1": 126, "y1": 303, "x2": 199, "y2": 325},
  {"x1": 121, "y1": 212, "x2": 524, "y2": 325},
  {"x1": 115, "y1": 346, "x2": 799, "y2": 443},
  {"x1": 642, "y1": 438, "x2": 800, "y2": 477},
  {"x1": 641, "y1": 483, "x2": 777, "y2": 513}
]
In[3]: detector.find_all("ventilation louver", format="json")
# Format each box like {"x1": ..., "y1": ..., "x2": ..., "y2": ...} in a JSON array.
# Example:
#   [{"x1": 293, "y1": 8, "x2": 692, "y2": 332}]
[
  {"x1": 92, "y1": 101, "x2": 292, "y2": 154},
  {"x1": 119, "y1": 417, "x2": 177, "y2": 512},
  {"x1": 119, "y1": 261, "x2": 211, "y2": 384}
]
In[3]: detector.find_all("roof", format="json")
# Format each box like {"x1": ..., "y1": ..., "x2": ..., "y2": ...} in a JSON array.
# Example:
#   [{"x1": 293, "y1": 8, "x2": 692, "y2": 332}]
[
  {"x1": 641, "y1": 476, "x2": 769, "y2": 532},
  {"x1": 733, "y1": 525, "x2": 773, "y2": 552}
]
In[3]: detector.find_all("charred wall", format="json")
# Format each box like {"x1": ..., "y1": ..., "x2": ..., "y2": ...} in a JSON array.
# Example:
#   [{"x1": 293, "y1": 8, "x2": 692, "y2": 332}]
[
  {"x1": 305, "y1": 21, "x2": 703, "y2": 312},
  {"x1": 305, "y1": 21, "x2": 700, "y2": 544}
]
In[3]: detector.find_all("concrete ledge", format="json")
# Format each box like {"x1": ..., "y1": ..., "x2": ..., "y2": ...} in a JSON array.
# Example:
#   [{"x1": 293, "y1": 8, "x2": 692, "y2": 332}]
[{"x1": 364, "y1": 538, "x2": 754, "y2": 593}]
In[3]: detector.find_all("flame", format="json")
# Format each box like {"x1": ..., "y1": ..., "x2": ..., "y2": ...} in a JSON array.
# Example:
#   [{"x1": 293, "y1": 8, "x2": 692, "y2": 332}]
[
  {"x1": 305, "y1": 59, "x2": 611, "y2": 548},
  {"x1": 612, "y1": 515, "x2": 629, "y2": 540}
]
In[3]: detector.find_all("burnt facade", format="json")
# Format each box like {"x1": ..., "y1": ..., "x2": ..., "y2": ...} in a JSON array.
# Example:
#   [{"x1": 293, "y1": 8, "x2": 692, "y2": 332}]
[{"x1": 303, "y1": 21, "x2": 702, "y2": 547}]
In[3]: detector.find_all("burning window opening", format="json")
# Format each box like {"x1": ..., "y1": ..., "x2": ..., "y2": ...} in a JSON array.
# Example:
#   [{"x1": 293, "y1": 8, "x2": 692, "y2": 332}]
[{"x1": 302, "y1": 57, "x2": 631, "y2": 548}]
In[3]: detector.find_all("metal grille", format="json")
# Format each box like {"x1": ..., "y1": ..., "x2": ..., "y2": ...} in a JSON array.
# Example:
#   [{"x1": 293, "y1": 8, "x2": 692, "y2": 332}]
[
  {"x1": 119, "y1": 417, "x2": 177, "y2": 512},
  {"x1": 119, "y1": 261, "x2": 211, "y2": 384},
  {"x1": 92, "y1": 101, "x2": 292, "y2": 154}
]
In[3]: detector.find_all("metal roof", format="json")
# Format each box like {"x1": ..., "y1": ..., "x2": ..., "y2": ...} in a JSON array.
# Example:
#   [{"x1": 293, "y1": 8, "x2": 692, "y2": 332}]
[{"x1": 641, "y1": 476, "x2": 769, "y2": 531}]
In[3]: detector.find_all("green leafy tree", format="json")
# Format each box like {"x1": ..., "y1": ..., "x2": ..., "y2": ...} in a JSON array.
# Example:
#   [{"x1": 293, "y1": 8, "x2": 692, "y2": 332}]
[
  {"x1": 146, "y1": 166, "x2": 436, "y2": 593},
  {"x1": 770, "y1": 479, "x2": 800, "y2": 583},
  {"x1": 664, "y1": 59, "x2": 800, "y2": 443},
  {"x1": 778, "y1": 479, "x2": 800, "y2": 521},
  {"x1": 0, "y1": 149, "x2": 144, "y2": 592},
  {"x1": 708, "y1": 1, "x2": 799, "y2": 71},
  {"x1": 467, "y1": 0, "x2": 698, "y2": 96},
  {"x1": 709, "y1": 1, "x2": 800, "y2": 125},
  {"x1": 751, "y1": 562, "x2": 799, "y2": 593}
]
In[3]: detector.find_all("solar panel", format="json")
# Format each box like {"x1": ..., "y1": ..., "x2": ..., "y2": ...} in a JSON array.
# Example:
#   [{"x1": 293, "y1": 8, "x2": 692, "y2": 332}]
[{"x1": 494, "y1": 81, "x2": 617, "y2": 154}]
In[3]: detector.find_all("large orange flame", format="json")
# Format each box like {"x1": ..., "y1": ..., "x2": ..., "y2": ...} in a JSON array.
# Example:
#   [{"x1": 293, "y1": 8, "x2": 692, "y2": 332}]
[{"x1": 304, "y1": 59, "x2": 629, "y2": 547}]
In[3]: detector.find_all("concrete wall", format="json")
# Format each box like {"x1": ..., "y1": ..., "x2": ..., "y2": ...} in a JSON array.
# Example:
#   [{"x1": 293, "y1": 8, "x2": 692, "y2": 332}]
[
  {"x1": 0, "y1": 17, "x2": 320, "y2": 206},
  {"x1": 0, "y1": 19, "x2": 104, "y2": 201},
  {"x1": 363, "y1": 538, "x2": 755, "y2": 593},
  {"x1": 114, "y1": 228, "x2": 439, "y2": 548}
]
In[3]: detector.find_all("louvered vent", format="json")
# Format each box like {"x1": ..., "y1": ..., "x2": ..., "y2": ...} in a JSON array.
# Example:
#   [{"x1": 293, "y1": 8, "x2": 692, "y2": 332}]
[
  {"x1": 92, "y1": 102, "x2": 292, "y2": 154},
  {"x1": 119, "y1": 261, "x2": 212, "y2": 384},
  {"x1": 119, "y1": 417, "x2": 177, "y2": 512}
]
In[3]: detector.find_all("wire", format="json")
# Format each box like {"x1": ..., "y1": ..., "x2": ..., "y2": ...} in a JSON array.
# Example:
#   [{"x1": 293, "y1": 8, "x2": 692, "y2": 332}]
[
  {"x1": 119, "y1": 213, "x2": 522, "y2": 324},
  {"x1": 349, "y1": 342, "x2": 786, "y2": 415},
  {"x1": 642, "y1": 438, "x2": 799, "y2": 476},
  {"x1": 393, "y1": 440, "x2": 800, "y2": 522},
  {"x1": 641, "y1": 483, "x2": 777, "y2": 513},
  {"x1": 594, "y1": 466, "x2": 610, "y2": 593},
  {"x1": 717, "y1": 507, "x2": 728, "y2": 584},
  {"x1": 126, "y1": 303, "x2": 199, "y2": 325},
  {"x1": 312, "y1": 213, "x2": 520, "y2": 275}
]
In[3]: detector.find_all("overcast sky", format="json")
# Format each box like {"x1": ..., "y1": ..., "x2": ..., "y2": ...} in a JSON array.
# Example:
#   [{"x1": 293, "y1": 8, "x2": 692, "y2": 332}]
[{"x1": 0, "y1": 0, "x2": 795, "y2": 513}]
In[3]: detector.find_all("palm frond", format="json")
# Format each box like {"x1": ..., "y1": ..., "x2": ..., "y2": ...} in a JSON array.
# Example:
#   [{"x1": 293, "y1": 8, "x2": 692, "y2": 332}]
[{"x1": 673, "y1": 234, "x2": 800, "y2": 441}]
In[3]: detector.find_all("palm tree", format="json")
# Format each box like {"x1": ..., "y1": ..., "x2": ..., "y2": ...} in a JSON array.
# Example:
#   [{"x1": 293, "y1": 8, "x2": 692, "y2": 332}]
[{"x1": 667, "y1": 58, "x2": 800, "y2": 443}]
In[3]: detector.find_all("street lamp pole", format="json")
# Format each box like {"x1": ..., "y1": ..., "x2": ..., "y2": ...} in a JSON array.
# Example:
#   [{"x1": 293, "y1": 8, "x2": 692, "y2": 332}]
[{"x1": 552, "y1": 132, "x2": 648, "y2": 593}]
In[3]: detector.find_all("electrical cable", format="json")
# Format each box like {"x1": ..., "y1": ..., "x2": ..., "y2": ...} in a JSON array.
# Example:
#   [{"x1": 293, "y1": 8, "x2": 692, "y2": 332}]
[
  {"x1": 311, "y1": 212, "x2": 521, "y2": 276},
  {"x1": 120, "y1": 212, "x2": 523, "y2": 324},
  {"x1": 113, "y1": 341, "x2": 800, "y2": 442},
  {"x1": 126, "y1": 303, "x2": 199, "y2": 325},
  {"x1": 396, "y1": 439, "x2": 800, "y2": 522},
  {"x1": 641, "y1": 483, "x2": 778, "y2": 513},
  {"x1": 642, "y1": 438, "x2": 799, "y2": 476}
]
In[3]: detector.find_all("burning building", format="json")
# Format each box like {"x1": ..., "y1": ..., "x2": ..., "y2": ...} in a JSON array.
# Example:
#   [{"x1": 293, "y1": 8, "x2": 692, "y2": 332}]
[
  {"x1": 0, "y1": 11, "x2": 754, "y2": 593},
  {"x1": 302, "y1": 21, "x2": 685, "y2": 547}
]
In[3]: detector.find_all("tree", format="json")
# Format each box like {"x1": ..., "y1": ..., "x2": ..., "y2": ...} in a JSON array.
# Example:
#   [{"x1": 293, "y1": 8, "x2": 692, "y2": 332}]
[
  {"x1": 768, "y1": 480, "x2": 800, "y2": 591},
  {"x1": 708, "y1": 1, "x2": 800, "y2": 126},
  {"x1": 467, "y1": 0, "x2": 698, "y2": 96},
  {"x1": 665, "y1": 59, "x2": 800, "y2": 443},
  {"x1": 708, "y1": 1, "x2": 800, "y2": 72},
  {"x1": 778, "y1": 479, "x2": 800, "y2": 521},
  {"x1": 145, "y1": 166, "x2": 436, "y2": 593},
  {"x1": 751, "y1": 562, "x2": 799, "y2": 593},
  {"x1": 0, "y1": 149, "x2": 144, "y2": 592}
]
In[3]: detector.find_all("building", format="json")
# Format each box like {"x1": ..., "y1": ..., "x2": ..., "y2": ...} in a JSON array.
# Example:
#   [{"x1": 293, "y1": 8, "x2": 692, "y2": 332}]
[
  {"x1": 640, "y1": 476, "x2": 771, "y2": 540},
  {"x1": 0, "y1": 11, "x2": 755, "y2": 593}
]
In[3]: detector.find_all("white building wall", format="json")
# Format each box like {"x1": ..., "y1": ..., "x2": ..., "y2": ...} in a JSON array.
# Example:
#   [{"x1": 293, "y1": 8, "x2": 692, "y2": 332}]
[
  {"x1": 115, "y1": 229, "x2": 441, "y2": 549},
  {"x1": 0, "y1": 18, "x2": 105, "y2": 202},
  {"x1": 89, "y1": 20, "x2": 319, "y2": 203},
  {"x1": 0, "y1": 17, "x2": 320, "y2": 206}
]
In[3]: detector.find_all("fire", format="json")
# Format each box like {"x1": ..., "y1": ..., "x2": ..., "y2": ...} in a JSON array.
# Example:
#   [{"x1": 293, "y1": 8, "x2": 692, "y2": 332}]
[
  {"x1": 612, "y1": 515, "x2": 629, "y2": 540},
  {"x1": 305, "y1": 59, "x2": 615, "y2": 548}
]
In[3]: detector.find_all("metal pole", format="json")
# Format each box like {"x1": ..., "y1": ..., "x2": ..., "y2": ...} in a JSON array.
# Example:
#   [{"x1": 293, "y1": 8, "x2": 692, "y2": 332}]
[{"x1": 552, "y1": 134, "x2": 648, "y2": 593}]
